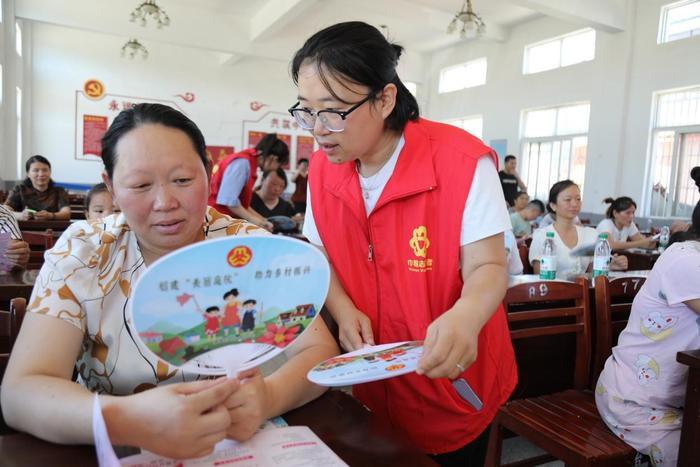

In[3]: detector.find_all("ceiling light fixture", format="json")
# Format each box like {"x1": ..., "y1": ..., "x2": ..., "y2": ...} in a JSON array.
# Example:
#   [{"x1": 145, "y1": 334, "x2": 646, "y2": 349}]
[
  {"x1": 447, "y1": 0, "x2": 486, "y2": 39},
  {"x1": 121, "y1": 38, "x2": 149, "y2": 59},
  {"x1": 130, "y1": 0, "x2": 171, "y2": 28}
]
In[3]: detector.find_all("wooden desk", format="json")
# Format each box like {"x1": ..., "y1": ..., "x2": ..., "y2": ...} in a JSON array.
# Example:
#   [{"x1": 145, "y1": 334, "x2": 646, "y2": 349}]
[
  {"x1": 615, "y1": 248, "x2": 660, "y2": 271},
  {"x1": 18, "y1": 219, "x2": 73, "y2": 233},
  {"x1": 0, "y1": 390, "x2": 436, "y2": 467},
  {"x1": 677, "y1": 349, "x2": 700, "y2": 467},
  {"x1": 0, "y1": 270, "x2": 37, "y2": 311}
]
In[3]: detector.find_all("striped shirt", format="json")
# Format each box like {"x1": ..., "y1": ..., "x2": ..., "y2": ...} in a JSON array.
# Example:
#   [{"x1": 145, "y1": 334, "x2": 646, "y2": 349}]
[{"x1": 0, "y1": 204, "x2": 22, "y2": 240}]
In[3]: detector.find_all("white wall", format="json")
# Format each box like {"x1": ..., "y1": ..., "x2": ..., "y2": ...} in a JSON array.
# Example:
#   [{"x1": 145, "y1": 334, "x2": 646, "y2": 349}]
[
  {"x1": 423, "y1": 0, "x2": 700, "y2": 215},
  {"x1": 29, "y1": 22, "x2": 297, "y2": 185}
]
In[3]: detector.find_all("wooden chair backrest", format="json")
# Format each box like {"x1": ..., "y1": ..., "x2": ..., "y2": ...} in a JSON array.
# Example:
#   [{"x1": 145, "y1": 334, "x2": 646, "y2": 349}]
[
  {"x1": 503, "y1": 277, "x2": 591, "y2": 390},
  {"x1": 0, "y1": 297, "x2": 27, "y2": 380},
  {"x1": 22, "y1": 229, "x2": 54, "y2": 270},
  {"x1": 592, "y1": 275, "x2": 646, "y2": 384},
  {"x1": 518, "y1": 243, "x2": 532, "y2": 274}
]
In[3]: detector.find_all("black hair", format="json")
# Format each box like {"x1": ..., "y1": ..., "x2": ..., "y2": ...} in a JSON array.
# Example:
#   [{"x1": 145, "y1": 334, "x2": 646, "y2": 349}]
[
  {"x1": 84, "y1": 182, "x2": 110, "y2": 211},
  {"x1": 298, "y1": 158, "x2": 309, "y2": 165},
  {"x1": 243, "y1": 299, "x2": 256, "y2": 305},
  {"x1": 261, "y1": 167, "x2": 288, "y2": 188},
  {"x1": 692, "y1": 166, "x2": 700, "y2": 234},
  {"x1": 100, "y1": 103, "x2": 208, "y2": 180},
  {"x1": 527, "y1": 200, "x2": 544, "y2": 213},
  {"x1": 25, "y1": 155, "x2": 51, "y2": 173},
  {"x1": 547, "y1": 180, "x2": 578, "y2": 214},
  {"x1": 504, "y1": 155, "x2": 516, "y2": 163},
  {"x1": 291, "y1": 21, "x2": 419, "y2": 132},
  {"x1": 603, "y1": 196, "x2": 637, "y2": 219},
  {"x1": 515, "y1": 191, "x2": 529, "y2": 200},
  {"x1": 205, "y1": 306, "x2": 220, "y2": 313},
  {"x1": 256, "y1": 133, "x2": 289, "y2": 166},
  {"x1": 23, "y1": 155, "x2": 54, "y2": 188},
  {"x1": 223, "y1": 288, "x2": 239, "y2": 299}
]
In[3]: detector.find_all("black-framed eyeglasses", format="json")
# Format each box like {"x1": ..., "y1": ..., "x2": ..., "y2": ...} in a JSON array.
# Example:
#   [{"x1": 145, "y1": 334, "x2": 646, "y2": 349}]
[{"x1": 288, "y1": 95, "x2": 373, "y2": 133}]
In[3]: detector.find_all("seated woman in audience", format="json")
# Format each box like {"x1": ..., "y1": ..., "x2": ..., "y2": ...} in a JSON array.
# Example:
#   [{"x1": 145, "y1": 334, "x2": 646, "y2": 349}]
[
  {"x1": 0, "y1": 204, "x2": 30, "y2": 270},
  {"x1": 510, "y1": 200, "x2": 543, "y2": 237},
  {"x1": 530, "y1": 180, "x2": 627, "y2": 279},
  {"x1": 538, "y1": 210, "x2": 581, "y2": 228},
  {"x1": 510, "y1": 191, "x2": 529, "y2": 213},
  {"x1": 1, "y1": 103, "x2": 338, "y2": 460},
  {"x1": 84, "y1": 182, "x2": 115, "y2": 220},
  {"x1": 596, "y1": 196, "x2": 656, "y2": 250},
  {"x1": 595, "y1": 167, "x2": 700, "y2": 467},
  {"x1": 290, "y1": 158, "x2": 309, "y2": 215},
  {"x1": 4, "y1": 155, "x2": 71, "y2": 221},
  {"x1": 250, "y1": 168, "x2": 297, "y2": 219}
]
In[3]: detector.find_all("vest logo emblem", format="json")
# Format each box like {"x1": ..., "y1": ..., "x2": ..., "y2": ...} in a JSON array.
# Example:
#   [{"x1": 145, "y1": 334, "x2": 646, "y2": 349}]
[
  {"x1": 409, "y1": 226, "x2": 430, "y2": 258},
  {"x1": 408, "y1": 226, "x2": 433, "y2": 273}
]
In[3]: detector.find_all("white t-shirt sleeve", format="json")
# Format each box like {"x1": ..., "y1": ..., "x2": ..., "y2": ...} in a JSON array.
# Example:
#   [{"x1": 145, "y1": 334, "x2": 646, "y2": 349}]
[
  {"x1": 301, "y1": 182, "x2": 323, "y2": 246},
  {"x1": 216, "y1": 159, "x2": 250, "y2": 208},
  {"x1": 627, "y1": 222, "x2": 640, "y2": 238},
  {"x1": 460, "y1": 157, "x2": 512, "y2": 246},
  {"x1": 596, "y1": 218, "x2": 613, "y2": 234},
  {"x1": 504, "y1": 230, "x2": 524, "y2": 275}
]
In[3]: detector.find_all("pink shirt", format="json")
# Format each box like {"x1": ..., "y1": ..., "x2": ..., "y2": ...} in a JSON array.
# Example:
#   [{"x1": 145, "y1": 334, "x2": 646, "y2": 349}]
[{"x1": 598, "y1": 241, "x2": 700, "y2": 409}]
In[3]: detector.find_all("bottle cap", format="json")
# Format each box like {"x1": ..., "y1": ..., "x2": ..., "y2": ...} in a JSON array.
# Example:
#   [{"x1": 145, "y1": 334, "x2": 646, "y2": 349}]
[
  {"x1": 598, "y1": 233, "x2": 608, "y2": 239},
  {"x1": 546, "y1": 231, "x2": 555, "y2": 238}
]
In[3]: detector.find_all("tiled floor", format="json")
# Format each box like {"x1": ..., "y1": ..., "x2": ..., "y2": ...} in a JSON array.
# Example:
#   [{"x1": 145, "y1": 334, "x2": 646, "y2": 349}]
[{"x1": 501, "y1": 436, "x2": 563, "y2": 466}]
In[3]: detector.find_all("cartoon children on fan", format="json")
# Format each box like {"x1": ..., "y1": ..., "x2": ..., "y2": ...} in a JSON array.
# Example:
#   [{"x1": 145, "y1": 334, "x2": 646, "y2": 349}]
[
  {"x1": 241, "y1": 299, "x2": 257, "y2": 333},
  {"x1": 221, "y1": 288, "x2": 241, "y2": 337},
  {"x1": 202, "y1": 305, "x2": 222, "y2": 340}
]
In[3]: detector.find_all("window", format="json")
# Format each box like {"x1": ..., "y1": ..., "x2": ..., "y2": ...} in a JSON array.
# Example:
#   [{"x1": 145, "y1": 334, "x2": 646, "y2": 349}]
[
  {"x1": 0, "y1": 65, "x2": 3, "y2": 105},
  {"x1": 16, "y1": 87, "x2": 22, "y2": 174},
  {"x1": 438, "y1": 58, "x2": 487, "y2": 93},
  {"x1": 520, "y1": 103, "x2": 590, "y2": 202},
  {"x1": 658, "y1": 1, "x2": 700, "y2": 43},
  {"x1": 16, "y1": 22, "x2": 22, "y2": 56},
  {"x1": 444, "y1": 115, "x2": 483, "y2": 139},
  {"x1": 404, "y1": 81, "x2": 418, "y2": 98},
  {"x1": 647, "y1": 86, "x2": 700, "y2": 217},
  {"x1": 523, "y1": 29, "x2": 595, "y2": 74}
]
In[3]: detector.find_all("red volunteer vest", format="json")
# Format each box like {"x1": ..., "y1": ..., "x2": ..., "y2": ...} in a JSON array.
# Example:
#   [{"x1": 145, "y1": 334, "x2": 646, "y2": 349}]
[
  {"x1": 208, "y1": 149, "x2": 258, "y2": 215},
  {"x1": 309, "y1": 119, "x2": 517, "y2": 454}
]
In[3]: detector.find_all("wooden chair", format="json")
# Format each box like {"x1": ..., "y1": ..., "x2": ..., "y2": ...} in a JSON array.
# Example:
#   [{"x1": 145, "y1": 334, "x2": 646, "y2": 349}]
[
  {"x1": 0, "y1": 297, "x2": 27, "y2": 380},
  {"x1": 21, "y1": 229, "x2": 55, "y2": 270},
  {"x1": 677, "y1": 349, "x2": 700, "y2": 467},
  {"x1": 485, "y1": 277, "x2": 640, "y2": 467},
  {"x1": 517, "y1": 243, "x2": 532, "y2": 274},
  {"x1": 592, "y1": 275, "x2": 646, "y2": 385}
]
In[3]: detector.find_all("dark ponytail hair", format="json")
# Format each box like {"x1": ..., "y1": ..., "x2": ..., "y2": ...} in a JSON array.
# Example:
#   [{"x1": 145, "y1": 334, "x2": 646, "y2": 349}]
[
  {"x1": 291, "y1": 21, "x2": 419, "y2": 132},
  {"x1": 692, "y1": 167, "x2": 700, "y2": 233},
  {"x1": 547, "y1": 180, "x2": 578, "y2": 214},
  {"x1": 603, "y1": 196, "x2": 637, "y2": 219},
  {"x1": 100, "y1": 103, "x2": 208, "y2": 180}
]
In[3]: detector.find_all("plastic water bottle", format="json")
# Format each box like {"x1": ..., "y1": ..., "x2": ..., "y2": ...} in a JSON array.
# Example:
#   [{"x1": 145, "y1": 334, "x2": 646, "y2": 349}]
[
  {"x1": 659, "y1": 226, "x2": 670, "y2": 252},
  {"x1": 540, "y1": 231, "x2": 557, "y2": 280},
  {"x1": 593, "y1": 233, "x2": 611, "y2": 278}
]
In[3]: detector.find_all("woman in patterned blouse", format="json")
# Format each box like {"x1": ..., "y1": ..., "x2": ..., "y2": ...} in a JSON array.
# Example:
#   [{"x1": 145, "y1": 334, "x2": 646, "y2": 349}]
[{"x1": 1, "y1": 104, "x2": 339, "y2": 459}]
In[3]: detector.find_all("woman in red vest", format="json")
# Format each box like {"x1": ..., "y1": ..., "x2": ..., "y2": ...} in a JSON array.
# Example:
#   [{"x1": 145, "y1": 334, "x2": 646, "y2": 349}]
[{"x1": 288, "y1": 22, "x2": 517, "y2": 466}]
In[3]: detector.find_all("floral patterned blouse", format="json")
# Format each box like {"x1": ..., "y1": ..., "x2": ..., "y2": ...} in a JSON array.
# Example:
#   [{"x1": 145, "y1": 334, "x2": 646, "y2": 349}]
[{"x1": 28, "y1": 207, "x2": 263, "y2": 395}]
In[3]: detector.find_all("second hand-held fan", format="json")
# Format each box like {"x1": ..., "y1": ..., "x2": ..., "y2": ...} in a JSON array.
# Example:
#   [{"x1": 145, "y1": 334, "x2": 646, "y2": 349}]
[{"x1": 129, "y1": 235, "x2": 330, "y2": 377}]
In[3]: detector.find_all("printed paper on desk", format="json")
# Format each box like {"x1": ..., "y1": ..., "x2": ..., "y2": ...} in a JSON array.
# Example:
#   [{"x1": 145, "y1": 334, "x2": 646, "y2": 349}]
[
  {"x1": 120, "y1": 426, "x2": 348, "y2": 466},
  {"x1": 308, "y1": 341, "x2": 423, "y2": 386},
  {"x1": 128, "y1": 235, "x2": 330, "y2": 377}
]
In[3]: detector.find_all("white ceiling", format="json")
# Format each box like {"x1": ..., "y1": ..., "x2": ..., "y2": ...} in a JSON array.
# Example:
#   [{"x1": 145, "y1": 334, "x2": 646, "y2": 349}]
[{"x1": 15, "y1": 0, "x2": 628, "y2": 62}]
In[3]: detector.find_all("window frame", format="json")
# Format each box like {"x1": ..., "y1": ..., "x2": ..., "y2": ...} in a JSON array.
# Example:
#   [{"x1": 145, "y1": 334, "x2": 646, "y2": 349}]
[
  {"x1": 523, "y1": 28, "x2": 596, "y2": 75},
  {"x1": 438, "y1": 57, "x2": 488, "y2": 94},
  {"x1": 658, "y1": 0, "x2": 700, "y2": 44}
]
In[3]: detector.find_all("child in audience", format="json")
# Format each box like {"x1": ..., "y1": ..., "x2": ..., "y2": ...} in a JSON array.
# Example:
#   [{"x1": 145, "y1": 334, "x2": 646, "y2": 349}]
[
  {"x1": 530, "y1": 180, "x2": 627, "y2": 279},
  {"x1": 510, "y1": 200, "x2": 543, "y2": 237},
  {"x1": 84, "y1": 182, "x2": 115, "y2": 220},
  {"x1": 596, "y1": 197, "x2": 656, "y2": 250},
  {"x1": 595, "y1": 167, "x2": 700, "y2": 467}
]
